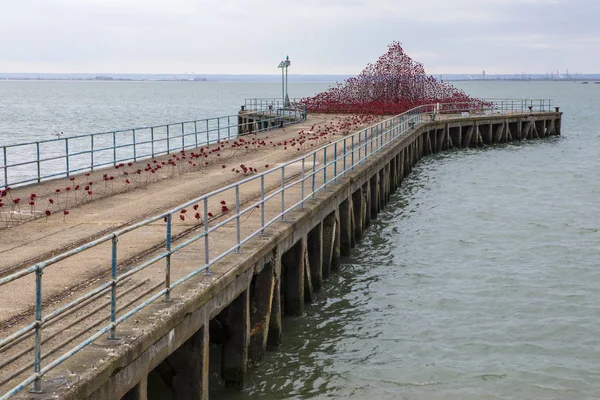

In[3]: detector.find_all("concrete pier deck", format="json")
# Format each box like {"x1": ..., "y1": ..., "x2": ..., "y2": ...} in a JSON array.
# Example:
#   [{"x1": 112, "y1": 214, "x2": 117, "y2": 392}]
[{"x1": 0, "y1": 108, "x2": 562, "y2": 399}]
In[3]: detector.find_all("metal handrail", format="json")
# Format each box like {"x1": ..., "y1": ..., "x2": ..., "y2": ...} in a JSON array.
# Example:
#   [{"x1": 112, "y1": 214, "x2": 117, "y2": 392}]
[
  {"x1": 0, "y1": 108, "x2": 307, "y2": 189},
  {"x1": 0, "y1": 99, "x2": 555, "y2": 398}
]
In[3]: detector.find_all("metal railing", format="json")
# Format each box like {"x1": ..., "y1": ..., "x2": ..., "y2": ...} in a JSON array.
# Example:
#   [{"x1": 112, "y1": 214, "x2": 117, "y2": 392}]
[
  {"x1": 247, "y1": 97, "x2": 555, "y2": 116},
  {"x1": 0, "y1": 99, "x2": 555, "y2": 398},
  {"x1": 438, "y1": 98, "x2": 554, "y2": 114},
  {"x1": 0, "y1": 109, "x2": 306, "y2": 189},
  {"x1": 244, "y1": 98, "x2": 304, "y2": 111}
]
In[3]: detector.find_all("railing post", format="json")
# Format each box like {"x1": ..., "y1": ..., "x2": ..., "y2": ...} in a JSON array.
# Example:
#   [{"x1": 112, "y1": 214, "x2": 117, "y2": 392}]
[
  {"x1": 113, "y1": 132, "x2": 117, "y2": 166},
  {"x1": 333, "y1": 142, "x2": 338, "y2": 182},
  {"x1": 194, "y1": 121, "x2": 198, "y2": 148},
  {"x1": 206, "y1": 120, "x2": 209, "y2": 144},
  {"x1": 30, "y1": 264, "x2": 44, "y2": 393},
  {"x1": 151, "y1": 127, "x2": 155, "y2": 158},
  {"x1": 203, "y1": 198, "x2": 210, "y2": 274},
  {"x1": 323, "y1": 147, "x2": 327, "y2": 190},
  {"x1": 227, "y1": 116, "x2": 231, "y2": 139},
  {"x1": 236, "y1": 185, "x2": 241, "y2": 252},
  {"x1": 181, "y1": 123, "x2": 185, "y2": 150},
  {"x1": 3, "y1": 147, "x2": 7, "y2": 188},
  {"x1": 301, "y1": 158, "x2": 305, "y2": 208},
  {"x1": 217, "y1": 118, "x2": 221, "y2": 142},
  {"x1": 91, "y1": 135, "x2": 95, "y2": 171},
  {"x1": 65, "y1": 138, "x2": 70, "y2": 177},
  {"x1": 165, "y1": 214, "x2": 172, "y2": 301},
  {"x1": 132, "y1": 129, "x2": 137, "y2": 162},
  {"x1": 343, "y1": 139, "x2": 347, "y2": 174},
  {"x1": 36, "y1": 142, "x2": 41, "y2": 183},
  {"x1": 312, "y1": 152, "x2": 316, "y2": 199},
  {"x1": 166, "y1": 125, "x2": 171, "y2": 154},
  {"x1": 351, "y1": 134, "x2": 355, "y2": 170},
  {"x1": 109, "y1": 235, "x2": 119, "y2": 339},
  {"x1": 260, "y1": 175, "x2": 265, "y2": 234},
  {"x1": 280, "y1": 167, "x2": 285, "y2": 221}
]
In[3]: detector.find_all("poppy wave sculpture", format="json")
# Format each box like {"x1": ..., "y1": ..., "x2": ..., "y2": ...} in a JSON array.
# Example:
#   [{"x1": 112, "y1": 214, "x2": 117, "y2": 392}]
[{"x1": 302, "y1": 42, "x2": 484, "y2": 115}]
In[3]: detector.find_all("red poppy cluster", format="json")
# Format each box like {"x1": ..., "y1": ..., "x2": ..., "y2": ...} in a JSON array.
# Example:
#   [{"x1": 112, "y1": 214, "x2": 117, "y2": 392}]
[{"x1": 302, "y1": 42, "x2": 482, "y2": 115}]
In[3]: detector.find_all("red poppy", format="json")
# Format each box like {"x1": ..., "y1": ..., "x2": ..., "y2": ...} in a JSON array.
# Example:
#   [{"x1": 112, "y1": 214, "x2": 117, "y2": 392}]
[
  {"x1": 63, "y1": 210, "x2": 69, "y2": 215},
  {"x1": 179, "y1": 214, "x2": 185, "y2": 221},
  {"x1": 45, "y1": 210, "x2": 51, "y2": 216}
]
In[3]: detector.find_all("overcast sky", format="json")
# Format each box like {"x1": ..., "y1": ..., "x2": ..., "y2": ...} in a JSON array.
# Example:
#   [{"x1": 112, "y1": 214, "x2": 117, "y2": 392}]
[{"x1": 0, "y1": 0, "x2": 597, "y2": 75}]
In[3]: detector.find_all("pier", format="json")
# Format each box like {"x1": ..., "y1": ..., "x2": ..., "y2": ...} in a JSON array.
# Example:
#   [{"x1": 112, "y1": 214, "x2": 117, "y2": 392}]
[{"x1": 0, "y1": 99, "x2": 561, "y2": 399}]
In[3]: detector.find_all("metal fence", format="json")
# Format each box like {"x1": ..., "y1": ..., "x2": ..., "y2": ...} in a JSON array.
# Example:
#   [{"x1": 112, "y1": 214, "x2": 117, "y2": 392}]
[
  {"x1": 246, "y1": 97, "x2": 556, "y2": 115},
  {"x1": 244, "y1": 98, "x2": 304, "y2": 111},
  {"x1": 0, "y1": 110, "x2": 306, "y2": 189},
  {"x1": 0, "y1": 99, "x2": 555, "y2": 398}
]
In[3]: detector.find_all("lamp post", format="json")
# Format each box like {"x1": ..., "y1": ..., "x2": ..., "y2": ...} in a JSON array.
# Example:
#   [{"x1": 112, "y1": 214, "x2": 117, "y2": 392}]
[
  {"x1": 284, "y1": 56, "x2": 291, "y2": 107},
  {"x1": 277, "y1": 56, "x2": 291, "y2": 110},
  {"x1": 277, "y1": 60, "x2": 285, "y2": 110}
]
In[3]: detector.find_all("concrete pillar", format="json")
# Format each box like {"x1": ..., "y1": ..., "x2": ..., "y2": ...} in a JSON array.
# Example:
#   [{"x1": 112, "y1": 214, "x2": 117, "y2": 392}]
[
  {"x1": 370, "y1": 174, "x2": 378, "y2": 220},
  {"x1": 378, "y1": 169, "x2": 385, "y2": 211},
  {"x1": 322, "y1": 212, "x2": 336, "y2": 278},
  {"x1": 390, "y1": 157, "x2": 396, "y2": 192},
  {"x1": 331, "y1": 209, "x2": 341, "y2": 271},
  {"x1": 282, "y1": 240, "x2": 304, "y2": 316},
  {"x1": 307, "y1": 223, "x2": 323, "y2": 292},
  {"x1": 122, "y1": 377, "x2": 148, "y2": 400},
  {"x1": 150, "y1": 324, "x2": 209, "y2": 400},
  {"x1": 363, "y1": 182, "x2": 371, "y2": 228},
  {"x1": 303, "y1": 245, "x2": 314, "y2": 303},
  {"x1": 267, "y1": 269, "x2": 282, "y2": 348},
  {"x1": 248, "y1": 261, "x2": 275, "y2": 367},
  {"x1": 339, "y1": 199, "x2": 352, "y2": 257},
  {"x1": 222, "y1": 289, "x2": 250, "y2": 389},
  {"x1": 349, "y1": 197, "x2": 356, "y2": 248}
]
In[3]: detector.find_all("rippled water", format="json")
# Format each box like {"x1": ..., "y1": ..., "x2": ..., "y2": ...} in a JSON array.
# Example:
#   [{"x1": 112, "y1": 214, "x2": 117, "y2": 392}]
[
  {"x1": 211, "y1": 81, "x2": 600, "y2": 400},
  {"x1": 3, "y1": 80, "x2": 599, "y2": 399}
]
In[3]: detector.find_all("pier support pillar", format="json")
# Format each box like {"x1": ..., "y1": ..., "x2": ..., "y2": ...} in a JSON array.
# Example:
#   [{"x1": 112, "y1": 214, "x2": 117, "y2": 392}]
[
  {"x1": 339, "y1": 199, "x2": 352, "y2": 257},
  {"x1": 352, "y1": 188, "x2": 364, "y2": 242},
  {"x1": 267, "y1": 259, "x2": 282, "y2": 348},
  {"x1": 363, "y1": 182, "x2": 371, "y2": 228},
  {"x1": 322, "y1": 211, "x2": 340, "y2": 276},
  {"x1": 248, "y1": 261, "x2": 275, "y2": 367},
  {"x1": 307, "y1": 223, "x2": 323, "y2": 292},
  {"x1": 378, "y1": 169, "x2": 385, "y2": 211},
  {"x1": 282, "y1": 240, "x2": 304, "y2": 316},
  {"x1": 222, "y1": 289, "x2": 250, "y2": 389},
  {"x1": 303, "y1": 242, "x2": 314, "y2": 303},
  {"x1": 150, "y1": 324, "x2": 209, "y2": 399},
  {"x1": 370, "y1": 174, "x2": 379, "y2": 219}
]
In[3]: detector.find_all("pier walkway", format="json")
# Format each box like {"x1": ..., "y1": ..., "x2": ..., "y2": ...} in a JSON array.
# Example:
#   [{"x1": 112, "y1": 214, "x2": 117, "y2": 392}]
[{"x1": 0, "y1": 99, "x2": 561, "y2": 399}]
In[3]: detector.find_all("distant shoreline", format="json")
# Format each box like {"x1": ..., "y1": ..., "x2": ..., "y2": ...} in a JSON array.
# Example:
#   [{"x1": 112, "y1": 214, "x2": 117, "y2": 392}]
[{"x1": 2, "y1": 74, "x2": 600, "y2": 83}]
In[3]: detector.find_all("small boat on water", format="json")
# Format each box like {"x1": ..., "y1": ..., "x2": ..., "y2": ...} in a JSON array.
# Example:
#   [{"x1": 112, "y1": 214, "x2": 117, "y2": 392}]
[{"x1": 582, "y1": 81, "x2": 589, "y2": 84}]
